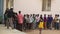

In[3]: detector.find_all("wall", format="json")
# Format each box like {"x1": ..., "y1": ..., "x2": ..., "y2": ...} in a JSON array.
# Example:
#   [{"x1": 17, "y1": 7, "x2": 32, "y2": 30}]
[
  {"x1": 4, "y1": 0, "x2": 6, "y2": 13},
  {"x1": 0, "y1": 0, "x2": 4, "y2": 23},
  {"x1": 14, "y1": 0, "x2": 60, "y2": 17}
]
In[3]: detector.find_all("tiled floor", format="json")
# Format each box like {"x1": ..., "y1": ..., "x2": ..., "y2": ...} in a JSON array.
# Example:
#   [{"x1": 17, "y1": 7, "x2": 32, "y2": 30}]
[{"x1": 0, "y1": 24, "x2": 60, "y2": 34}]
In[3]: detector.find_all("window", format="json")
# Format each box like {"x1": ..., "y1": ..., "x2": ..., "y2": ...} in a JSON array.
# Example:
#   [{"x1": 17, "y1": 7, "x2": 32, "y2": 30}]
[{"x1": 42, "y1": 0, "x2": 51, "y2": 11}]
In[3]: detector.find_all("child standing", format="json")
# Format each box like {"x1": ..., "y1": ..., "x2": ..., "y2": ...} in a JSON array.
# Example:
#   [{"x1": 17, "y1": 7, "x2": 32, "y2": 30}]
[
  {"x1": 47, "y1": 15, "x2": 53, "y2": 29},
  {"x1": 38, "y1": 15, "x2": 44, "y2": 34},
  {"x1": 43, "y1": 14, "x2": 47, "y2": 29},
  {"x1": 36, "y1": 14, "x2": 40, "y2": 28},
  {"x1": 54, "y1": 15, "x2": 60, "y2": 30}
]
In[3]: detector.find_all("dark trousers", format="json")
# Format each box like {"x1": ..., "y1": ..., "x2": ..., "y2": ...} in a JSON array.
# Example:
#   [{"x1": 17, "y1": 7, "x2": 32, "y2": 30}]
[
  {"x1": 13, "y1": 20, "x2": 17, "y2": 29},
  {"x1": 36, "y1": 22, "x2": 39, "y2": 28},
  {"x1": 4, "y1": 19, "x2": 6, "y2": 26},
  {"x1": 26, "y1": 23, "x2": 32, "y2": 29},
  {"x1": 18, "y1": 24, "x2": 23, "y2": 31},
  {"x1": 23, "y1": 23, "x2": 27, "y2": 31},
  {"x1": 54, "y1": 23, "x2": 59, "y2": 30},
  {"x1": 47, "y1": 22, "x2": 51, "y2": 29}
]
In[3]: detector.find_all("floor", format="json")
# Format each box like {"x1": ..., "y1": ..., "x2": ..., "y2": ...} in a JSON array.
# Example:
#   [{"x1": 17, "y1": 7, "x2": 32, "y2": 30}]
[
  {"x1": 26, "y1": 29, "x2": 60, "y2": 34},
  {"x1": 0, "y1": 24, "x2": 26, "y2": 34},
  {"x1": 0, "y1": 24, "x2": 60, "y2": 34}
]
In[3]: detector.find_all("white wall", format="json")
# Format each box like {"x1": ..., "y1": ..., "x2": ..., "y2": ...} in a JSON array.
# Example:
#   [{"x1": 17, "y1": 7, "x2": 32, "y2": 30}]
[{"x1": 14, "y1": 0, "x2": 60, "y2": 17}]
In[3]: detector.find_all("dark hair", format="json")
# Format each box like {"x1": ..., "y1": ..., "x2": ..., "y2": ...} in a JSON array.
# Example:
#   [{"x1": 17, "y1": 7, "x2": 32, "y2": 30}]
[
  {"x1": 44, "y1": 14, "x2": 46, "y2": 16},
  {"x1": 40, "y1": 15, "x2": 42, "y2": 17},
  {"x1": 10, "y1": 8, "x2": 13, "y2": 10},
  {"x1": 15, "y1": 13, "x2": 17, "y2": 15},
  {"x1": 19, "y1": 11, "x2": 21, "y2": 14}
]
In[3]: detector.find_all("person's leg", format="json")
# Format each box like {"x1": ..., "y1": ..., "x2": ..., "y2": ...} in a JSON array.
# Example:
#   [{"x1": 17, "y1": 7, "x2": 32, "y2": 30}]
[
  {"x1": 48, "y1": 23, "x2": 51, "y2": 29},
  {"x1": 55, "y1": 23, "x2": 58, "y2": 30},
  {"x1": 56, "y1": 23, "x2": 57, "y2": 29},
  {"x1": 44, "y1": 22, "x2": 45, "y2": 29},
  {"x1": 45, "y1": 22, "x2": 47, "y2": 29},
  {"x1": 6, "y1": 18, "x2": 9, "y2": 29},
  {"x1": 14, "y1": 20, "x2": 17, "y2": 29},
  {"x1": 19, "y1": 24, "x2": 22, "y2": 31},
  {"x1": 49, "y1": 23, "x2": 52, "y2": 30},
  {"x1": 25, "y1": 23, "x2": 27, "y2": 30},
  {"x1": 59, "y1": 23, "x2": 60, "y2": 30},
  {"x1": 4, "y1": 20, "x2": 6, "y2": 26},
  {"x1": 32, "y1": 23, "x2": 34, "y2": 29},
  {"x1": 28, "y1": 23, "x2": 30, "y2": 29},
  {"x1": 29, "y1": 23, "x2": 31, "y2": 29},
  {"x1": 26, "y1": 23, "x2": 28, "y2": 29},
  {"x1": 30, "y1": 23, "x2": 32, "y2": 29},
  {"x1": 57, "y1": 23, "x2": 59, "y2": 30},
  {"x1": 54, "y1": 23, "x2": 56, "y2": 30},
  {"x1": 36, "y1": 22, "x2": 37, "y2": 28},
  {"x1": 9, "y1": 18, "x2": 14, "y2": 29},
  {"x1": 39, "y1": 28, "x2": 42, "y2": 34},
  {"x1": 33, "y1": 23, "x2": 36, "y2": 29},
  {"x1": 48, "y1": 22, "x2": 51, "y2": 29},
  {"x1": 46, "y1": 22, "x2": 48, "y2": 29},
  {"x1": 22, "y1": 24, "x2": 24, "y2": 31},
  {"x1": 47, "y1": 22, "x2": 49, "y2": 29}
]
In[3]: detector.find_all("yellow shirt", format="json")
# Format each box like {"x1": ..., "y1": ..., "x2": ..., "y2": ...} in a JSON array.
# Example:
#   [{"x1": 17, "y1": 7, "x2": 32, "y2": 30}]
[{"x1": 38, "y1": 22, "x2": 44, "y2": 28}]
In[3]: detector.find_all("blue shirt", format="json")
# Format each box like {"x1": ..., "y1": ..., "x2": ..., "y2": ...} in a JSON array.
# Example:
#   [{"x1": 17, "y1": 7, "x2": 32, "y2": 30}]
[{"x1": 47, "y1": 17, "x2": 53, "y2": 23}]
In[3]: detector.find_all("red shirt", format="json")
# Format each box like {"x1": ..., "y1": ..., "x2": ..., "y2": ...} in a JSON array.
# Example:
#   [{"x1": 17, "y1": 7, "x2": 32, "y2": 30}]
[{"x1": 17, "y1": 14, "x2": 23, "y2": 24}]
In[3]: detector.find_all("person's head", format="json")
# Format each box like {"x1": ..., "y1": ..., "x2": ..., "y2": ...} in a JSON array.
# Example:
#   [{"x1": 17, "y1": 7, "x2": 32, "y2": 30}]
[
  {"x1": 15, "y1": 13, "x2": 17, "y2": 15},
  {"x1": 26, "y1": 14, "x2": 29, "y2": 18},
  {"x1": 44, "y1": 14, "x2": 46, "y2": 17},
  {"x1": 40, "y1": 15, "x2": 42, "y2": 17},
  {"x1": 10, "y1": 8, "x2": 13, "y2": 11},
  {"x1": 55, "y1": 14, "x2": 58, "y2": 18},
  {"x1": 19, "y1": 11, "x2": 21, "y2": 14},
  {"x1": 30, "y1": 14, "x2": 32, "y2": 17},
  {"x1": 37, "y1": 14, "x2": 39, "y2": 17},
  {"x1": 33, "y1": 14, "x2": 35, "y2": 17},
  {"x1": 24, "y1": 14, "x2": 26, "y2": 17},
  {"x1": 57, "y1": 14, "x2": 59, "y2": 17},
  {"x1": 50, "y1": 15, "x2": 52, "y2": 17},
  {"x1": 48, "y1": 15, "x2": 50, "y2": 17}
]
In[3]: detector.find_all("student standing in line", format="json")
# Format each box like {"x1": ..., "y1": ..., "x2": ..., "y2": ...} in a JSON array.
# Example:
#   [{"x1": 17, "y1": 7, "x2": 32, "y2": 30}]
[
  {"x1": 29, "y1": 14, "x2": 34, "y2": 29},
  {"x1": 23, "y1": 14, "x2": 27, "y2": 31},
  {"x1": 43, "y1": 14, "x2": 47, "y2": 29},
  {"x1": 13, "y1": 13, "x2": 18, "y2": 29},
  {"x1": 54, "y1": 15, "x2": 60, "y2": 30},
  {"x1": 4, "y1": 8, "x2": 9, "y2": 27},
  {"x1": 36, "y1": 14, "x2": 40, "y2": 28},
  {"x1": 7, "y1": 8, "x2": 14, "y2": 29},
  {"x1": 38, "y1": 15, "x2": 44, "y2": 34},
  {"x1": 17, "y1": 11, "x2": 24, "y2": 31},
  {"x1": 26, "y1": 14, "x2": 30, "y2": 30},
  {"x1": 47, "y1": 15, "x2": 53, "y2": 29},
  {"x1": 32, "y1": 14, "x2": 36, "y2": 29}
]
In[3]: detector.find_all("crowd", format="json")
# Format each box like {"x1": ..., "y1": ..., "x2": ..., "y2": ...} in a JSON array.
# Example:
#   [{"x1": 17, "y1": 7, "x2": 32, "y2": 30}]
[{"x1": 4, "y1": 8, "x2": 60, "y2": 31}]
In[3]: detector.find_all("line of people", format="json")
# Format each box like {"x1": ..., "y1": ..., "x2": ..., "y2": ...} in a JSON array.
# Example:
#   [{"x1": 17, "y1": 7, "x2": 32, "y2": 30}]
[{"x1": 4, "y1": 8, "x2": 60, "y2": 31}]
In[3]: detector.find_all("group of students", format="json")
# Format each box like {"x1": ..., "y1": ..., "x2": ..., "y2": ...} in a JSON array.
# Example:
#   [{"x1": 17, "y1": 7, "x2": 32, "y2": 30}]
[{"x1": 4, "y1": 8, "x2": 60, "y2": 32}]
